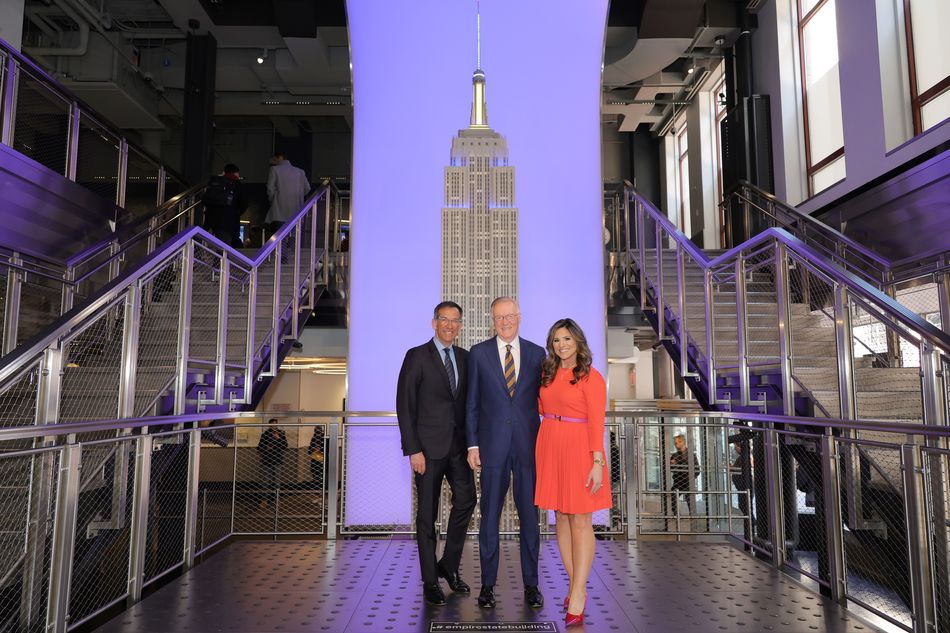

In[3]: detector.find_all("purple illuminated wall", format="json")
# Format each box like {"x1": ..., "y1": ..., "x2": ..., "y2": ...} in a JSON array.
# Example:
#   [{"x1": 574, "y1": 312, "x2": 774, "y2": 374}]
[{"x1": 346, "y1": 0, "x2": 609, "y2": 526}]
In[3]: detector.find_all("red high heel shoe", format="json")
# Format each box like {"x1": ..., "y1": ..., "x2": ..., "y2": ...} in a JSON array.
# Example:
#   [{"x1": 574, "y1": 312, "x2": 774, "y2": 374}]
[{"x1": 565, "y1": 596, "x2": 586, "y2": 626}]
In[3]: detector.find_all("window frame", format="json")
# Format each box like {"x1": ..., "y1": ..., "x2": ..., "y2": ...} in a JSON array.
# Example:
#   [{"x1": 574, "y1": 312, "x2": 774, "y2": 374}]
[
  {"x1": 903, "y1": 0, "x2": 950, "y2": 135},
  {"x1": 796, "y1": 0, "x2": 845, "y2": 196}
]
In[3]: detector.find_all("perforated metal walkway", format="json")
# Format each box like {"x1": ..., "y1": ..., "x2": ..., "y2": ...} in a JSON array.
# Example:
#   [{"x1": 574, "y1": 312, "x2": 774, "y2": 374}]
[{"x1": 94, "y1": 539, "x2": 887, "y2": 633}]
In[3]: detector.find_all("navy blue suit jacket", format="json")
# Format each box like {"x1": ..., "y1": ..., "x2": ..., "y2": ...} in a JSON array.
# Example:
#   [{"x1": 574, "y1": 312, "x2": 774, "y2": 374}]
[{"x1": 465, "y1": 336, "x2": 546, "y2": 468}]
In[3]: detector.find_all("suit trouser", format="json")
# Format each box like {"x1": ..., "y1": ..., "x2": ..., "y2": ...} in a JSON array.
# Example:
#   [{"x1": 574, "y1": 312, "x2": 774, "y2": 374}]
[
  {"x1": 478, "y1": 451, "x2": 539, "y2": 587},
  {"x1": 414, "y1": 448, "x2": 476, "y2": 584}
]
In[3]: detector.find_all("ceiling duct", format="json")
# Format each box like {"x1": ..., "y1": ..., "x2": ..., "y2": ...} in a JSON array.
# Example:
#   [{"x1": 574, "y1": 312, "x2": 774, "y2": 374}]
[{"x1": 274, "y1": 0, "x2": 318, "y2": 38}]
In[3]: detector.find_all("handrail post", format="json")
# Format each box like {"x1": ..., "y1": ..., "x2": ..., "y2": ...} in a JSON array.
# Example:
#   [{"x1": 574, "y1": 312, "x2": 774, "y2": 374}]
[
  {"x1": 624, "y1": 418, "x2": 639, "y2": 541},
  {"x1": 323, "y1": 191, "x2": 331, "y2": 287},
  {"x1": 735, "y1": 256, "x2": 750, "y2": 407},
  {"x1": 704, "y1": 268, "x2": 717, "y2": 402},
  {"x1": 676, "y1": 244, "x2": 692, "y2": 377},
  {"x1": 884, "y1": 284, "x2": 903, "y2": 366},
  {"x1": 174, "y1": 242, "x2": 195, "y2": 415},
  {"x1": 46, "y1": 443, "x2": 80, "y2": 633},
  {"x1": 146, "y1": 216, "x2": 159, "y2": 257},
  {"x1": 656, "y1": 224, "x2": 666, "y2": 339},
  {"x1": 774, "y1": 243, "x2": 795, "y2": 416},
  {"x1": 0, "y1": 55, "x2": 18, "y2": 146},
  {"x1": 834, "y1": 284, "x2": 864, "y2": 527},
  {"x1": 325, "y1": 421, "x2": 340, "y2": 540},
  {"x1": 156, "y1": 165, "x2": 166, "y2": 205},
  {"x1": 291, "y1": 222, "x2": 302, "y2": 337},
  {"x1": 183, "y1": 428, "x2": 202, "y2": 568},
  {"x1": 2, "y1": 251, "x2": 23, "y2": 355},
  {"x1": 920, "y1": 341, "x2": 946, "y2": 428},
  {"x1": 60, "y1": 266, "x2": 76, "y2": 315},
  {"x1": 118, "y1": 284, "x2": 141, "y2": 419},
  {"x1": 820, "y1": 433, "x2": 847, "y2": 604},
  {"x1": 117, "y1": 138, "x2": 129, "y2": 209},
  {"x1": 215, "y1": 253, "x2": 230, "y2": 405},
  {"x1": 65, "y1": 102, "x2": 80, "y2": 181},
  {"x1": 127, "y1": 434, "x2": 153, "y2": 605},
  {"x1": 902, "y1": 443, "x2": 937, "y2": 633},
  {"x1": 269, "y1": 244, "x2": 282, "y2": 377},
  {"x1": 243, "y1": 267, "x2": 257, "y2": 404},
  {"x1": 937, "y1": 271, "x2": 950, "y2": 335},
  {"x1": 763, "y1": 425, "x2": 786, "y2": 568},
  {"x1": 637, "y1": 200, "x2": 650, "y2": 313},
  {"x1": 308, "y1": 202, "x2": 317, "y2": 309},
  {"x1": 742, "y1": 185, "x2": 751, "y2": 242}
]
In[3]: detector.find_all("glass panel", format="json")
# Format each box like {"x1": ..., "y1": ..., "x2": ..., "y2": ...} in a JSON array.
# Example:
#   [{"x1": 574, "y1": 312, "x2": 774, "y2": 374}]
[
  {"x1": 12, "y1": 68, "x2": 71, "y2": 175},
  {"x1": 76, "y1": 114, "x2": 120, "y2": 203},
  {"x1": 909, "y1": 0, "x2": 950, "y2": 94},
  {"x1": 811, "y1": 155, "x2": 846, "y2": 193},
  {"x1": 801, "y1": 0, "x2": 845, "y2": 166},
  {"x1": 922, "y1": 87, "x2": 950, "y2": 131},
  {"x1": 800, "y1": 0, "x2": 822, "y2": 17},
  {"x1": 124, "y1": 148, "x2": 160, "y2": 220}
]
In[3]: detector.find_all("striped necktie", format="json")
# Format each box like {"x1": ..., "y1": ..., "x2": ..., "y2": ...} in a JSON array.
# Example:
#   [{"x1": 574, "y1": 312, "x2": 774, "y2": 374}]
[
  {"x1": 443, "y1": 348, "x2": 457, "y2": 396},
  {"x1": 504, "y1": 344, "x2": 516, "y2": 397}
]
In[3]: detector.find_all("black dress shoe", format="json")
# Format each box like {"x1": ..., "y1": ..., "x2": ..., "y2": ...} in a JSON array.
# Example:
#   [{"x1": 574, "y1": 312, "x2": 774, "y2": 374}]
[
  {"x1": 477, "y1": 585, "x2": 495, "y2": 608},
  {"x1": 423, "y1": 582, "x2": 446, "y2": 606},
  {"x1": 437, "y1": 563, "x2": 471, "y2": 593},
  {"x1": 525, "y1": 585, "x2": 544, "y2": 608}
]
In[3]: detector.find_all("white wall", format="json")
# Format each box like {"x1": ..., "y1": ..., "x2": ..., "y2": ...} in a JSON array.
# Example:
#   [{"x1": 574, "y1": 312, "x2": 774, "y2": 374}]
[{"x1": 1, "y1": 1, "x2": 24, "y2": 51}]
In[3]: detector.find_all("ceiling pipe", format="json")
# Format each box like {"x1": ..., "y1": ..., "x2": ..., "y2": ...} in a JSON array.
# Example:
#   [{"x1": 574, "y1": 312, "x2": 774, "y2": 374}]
[{"x1": 23, "y1": 1, "x2": 89, "y2": 57}]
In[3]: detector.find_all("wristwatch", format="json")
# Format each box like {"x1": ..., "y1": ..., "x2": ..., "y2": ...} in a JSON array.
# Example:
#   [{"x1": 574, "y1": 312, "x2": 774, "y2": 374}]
[{"x1": 592, "y1": 457, "x2": 605, "y2": 466}]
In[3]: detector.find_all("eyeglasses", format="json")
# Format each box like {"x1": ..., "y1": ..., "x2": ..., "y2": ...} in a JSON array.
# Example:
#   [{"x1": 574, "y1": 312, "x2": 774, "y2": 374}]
[
  {"x1": 492, "y1": 313, "x2": 520, "y2": 323},
  {"x1": 437, "y1": 317, "x2": 463, "y2": 325}
]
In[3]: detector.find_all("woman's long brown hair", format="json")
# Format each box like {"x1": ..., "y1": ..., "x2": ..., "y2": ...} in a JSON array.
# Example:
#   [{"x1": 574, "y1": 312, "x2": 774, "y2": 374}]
[{"x1": 540, "y1": 318, "x2": 592, "y2": 387}]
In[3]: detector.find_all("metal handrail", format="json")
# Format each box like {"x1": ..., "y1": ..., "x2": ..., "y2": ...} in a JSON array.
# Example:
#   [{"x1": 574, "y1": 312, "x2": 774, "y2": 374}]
[
  {"x1": 0, "y1": 184, "x2": 330, "y2": 386},
  {"x1": 629, "y1": 187, "x2": 950, "y2": 356}
]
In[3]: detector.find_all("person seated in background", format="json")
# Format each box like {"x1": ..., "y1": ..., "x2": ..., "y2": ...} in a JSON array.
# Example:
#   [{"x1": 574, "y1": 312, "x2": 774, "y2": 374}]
[{"x1": 202, "y1": 163, "x2": 247, "y2": 248}]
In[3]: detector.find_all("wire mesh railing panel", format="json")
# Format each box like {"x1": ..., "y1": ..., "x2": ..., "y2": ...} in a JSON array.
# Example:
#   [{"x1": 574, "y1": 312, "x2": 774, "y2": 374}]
[
  {"x1": 59, "y1": 300, "x2": 125, "y2": 425},
  {"x1": 144, "y1": 433, "x2": 191, "y2": 585},
  {"x1": 787, "y1": 254, "x2": 840, "y2": 418},
  {"x1": 743, "y1": 249, "x2": 779, "y2": 365},
  {"x1": 68, "y1": 438, "x2": 136, "y2": 627},
  {"x1": 75, "y1": 114, "x2": 119, "y2": 204},
  {"x1": 233, "y1": 423, "x2": 326, "y2": 535},
  {"x1": 850, "y1": 298, "x2": 923, "y2": 423},
  {"x1": 17, "y1": 274, "x2": 67, "y2": 346},
  {"x1": 163, "y1": 174, "x2": 186, "y2": 204},
  {"x1": 725, "y1": 431, "x2": 756, "y2": 547},
  {"x1": 681, "y1": 249, "x2": 707, "y2": 360},
  {"x1": 835, "y1": 437, "x2": 912, "y2": 630},
  {"x1": 0, "y1": 448, "x2": 59, "y2": 633},
  {"x1": 778, "y1": 430, "x2": 830, "y2": 588},
  {"x1": 711, "y1": 271, "x2": 740, "y2": 371},
  {"x1": 253, "y1": 250, "x2": 278, "y2": 359},
  {"x1": 226, "y1": 266, "x2": 251, "y2": 367},
  {"x1": 0, "y1": 361, "x2": 40, "y2": 428},
  {"x1": 895, "y1": 282, "x2": 942, "y2": 330},
  {"x1": 188, "y1": 246, "x2": 221, "y2": 365},
  {"x1": 195, "y1": 426, "x2": 235, "y2": 554},
  {"x1": 12, "y1": 67, "x2": 70, "y2": 176},
  {"x1": 134, "y1": 255, "x2": 183, "y2": 416},
  {"x1": 922, "y1": 447, "x2": 950, "y2": 633},
  {"x1": 636, "y1": 422, "x2": 742, "y2": 535},
  {"x1": 124, "y1": 148, "x2": 159, "y2": 221},
  {"x1": 340, "y1": 424, "x2": 412, "y2": 534}
]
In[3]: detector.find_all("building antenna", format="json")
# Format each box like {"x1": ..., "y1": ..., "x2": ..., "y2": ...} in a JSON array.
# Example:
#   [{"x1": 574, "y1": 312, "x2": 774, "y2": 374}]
[{"x1": 476, "y1": 0, "x2": 481, "y2": 69}]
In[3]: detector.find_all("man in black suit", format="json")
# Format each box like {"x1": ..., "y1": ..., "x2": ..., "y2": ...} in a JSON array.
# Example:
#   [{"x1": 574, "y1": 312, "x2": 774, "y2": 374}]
[{"x1": 397, "y1": 301, "x2": 477, "y2": 606}]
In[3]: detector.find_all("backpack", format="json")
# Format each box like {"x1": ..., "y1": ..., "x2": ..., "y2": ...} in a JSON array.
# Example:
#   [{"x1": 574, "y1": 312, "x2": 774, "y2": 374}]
[{"x1": 202, "y1": 176, "x2": 236, "y2": 207}]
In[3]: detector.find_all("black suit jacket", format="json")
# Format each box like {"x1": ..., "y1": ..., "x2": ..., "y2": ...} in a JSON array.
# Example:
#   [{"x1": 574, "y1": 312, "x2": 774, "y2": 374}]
[{"x1": 396, "y1": 340, "x2": 469, "y2": 460}]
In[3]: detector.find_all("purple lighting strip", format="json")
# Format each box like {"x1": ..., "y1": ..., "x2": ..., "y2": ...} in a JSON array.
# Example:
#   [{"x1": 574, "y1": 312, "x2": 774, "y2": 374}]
[{"x1": 346, "y1": 0, "x2": 609, "y2": 527}]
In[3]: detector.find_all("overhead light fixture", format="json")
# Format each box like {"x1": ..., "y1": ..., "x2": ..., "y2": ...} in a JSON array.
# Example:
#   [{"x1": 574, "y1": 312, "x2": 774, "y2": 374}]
[
  {"x1": 256, "y1": 49, "x2": 267, "y2": 64},
  {"x1": 686, "y1": 65, "x2": 695, "y2": 75}
]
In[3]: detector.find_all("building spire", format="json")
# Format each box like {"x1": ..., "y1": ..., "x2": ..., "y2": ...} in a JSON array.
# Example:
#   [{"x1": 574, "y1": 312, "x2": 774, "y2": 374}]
[{"x1": 470, "y1": 0, "x2": 489, "y2": 128}]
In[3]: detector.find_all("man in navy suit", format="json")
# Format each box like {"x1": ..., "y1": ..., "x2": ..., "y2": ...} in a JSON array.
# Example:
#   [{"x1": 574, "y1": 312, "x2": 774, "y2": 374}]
[
  {"x1": 466, "y1": 297, "x2": 545, "y2": 609},
  {"x1": 397, "y1": 301, "x2": 477, "y2": 606}
]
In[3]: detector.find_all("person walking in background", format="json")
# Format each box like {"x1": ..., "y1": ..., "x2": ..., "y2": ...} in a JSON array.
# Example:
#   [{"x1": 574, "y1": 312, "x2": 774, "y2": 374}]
[
  {"x1": 534, "y1": 318, "x2": 610, "y2": 627},
  {"x1": 669, "y1": 433, "x2": 699, "y2": 517},
  {"x1": 257, "y1": 418, "x2": 288, "y2": 509},
  {"x1": 201, "y1": 163, "x2": 247, "y2": 248},
  {"x1": 397, "y1": 301, "x2": 477, "y2": 606},
  {"x1": 466, "y1": 297, "x2": 546, "y2": 610},
  {"x1": 265, "y1": 152, "x2": 311, "y2": 239}
]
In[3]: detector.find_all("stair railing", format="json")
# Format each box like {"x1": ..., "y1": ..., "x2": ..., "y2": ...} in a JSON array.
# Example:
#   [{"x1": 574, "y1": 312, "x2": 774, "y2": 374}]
[
  {"x1": 0, "y1": 184, "x2": 332, "y2": 430},
  {"x1": 626, "y1": 185, "x2": 950, "y2": 426}
]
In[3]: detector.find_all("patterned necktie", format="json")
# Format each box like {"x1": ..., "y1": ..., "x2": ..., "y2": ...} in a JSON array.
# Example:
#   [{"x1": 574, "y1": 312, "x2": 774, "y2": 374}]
[
  {"x1": 504, "y1": 344, "x2": 516, "y2": 397},
  {"x1": 444, "y1": 348, "x2": 457, "y2": 396}
]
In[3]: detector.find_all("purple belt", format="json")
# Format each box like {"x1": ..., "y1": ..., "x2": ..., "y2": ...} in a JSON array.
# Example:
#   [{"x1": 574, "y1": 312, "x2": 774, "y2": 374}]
[{"x1": 543, "y1": 413, "x2": 588, "y2": 424}]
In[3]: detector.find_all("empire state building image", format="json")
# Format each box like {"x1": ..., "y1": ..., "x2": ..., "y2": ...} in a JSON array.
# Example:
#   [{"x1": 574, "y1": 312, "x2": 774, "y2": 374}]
[{"x1": 441, "y1": 64, "x2": 518, "y2": 348}]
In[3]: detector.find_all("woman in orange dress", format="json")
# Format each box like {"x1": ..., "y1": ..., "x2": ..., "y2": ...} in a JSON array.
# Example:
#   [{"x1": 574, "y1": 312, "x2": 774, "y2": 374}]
[{"x1": 534, "y1": 318, "x2": 610, "y2": 627}]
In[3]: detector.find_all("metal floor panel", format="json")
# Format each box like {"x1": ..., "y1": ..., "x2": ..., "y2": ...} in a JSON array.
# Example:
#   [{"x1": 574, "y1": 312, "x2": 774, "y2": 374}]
[{"x1": 93, "y1": 539, "x2": 888, "y2": 633}]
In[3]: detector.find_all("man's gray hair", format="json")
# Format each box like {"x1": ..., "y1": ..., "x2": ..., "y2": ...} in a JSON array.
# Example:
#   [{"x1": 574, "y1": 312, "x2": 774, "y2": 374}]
[{"x1": 490, "y1": 296, "x2": 519, "y2": 311}]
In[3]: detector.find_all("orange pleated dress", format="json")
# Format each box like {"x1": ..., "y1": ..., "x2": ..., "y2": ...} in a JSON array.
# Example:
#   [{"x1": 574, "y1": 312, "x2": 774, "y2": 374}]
[{"x1": 534, "y1": 366, "x2": 612, "y2": 514}]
